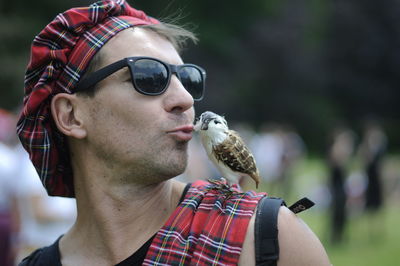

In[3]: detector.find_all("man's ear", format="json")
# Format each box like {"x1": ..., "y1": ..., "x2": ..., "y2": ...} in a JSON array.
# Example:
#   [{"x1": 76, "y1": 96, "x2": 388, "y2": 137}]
[{"x1": 51, "y1": 93, "x2": 87, "y2": 139}]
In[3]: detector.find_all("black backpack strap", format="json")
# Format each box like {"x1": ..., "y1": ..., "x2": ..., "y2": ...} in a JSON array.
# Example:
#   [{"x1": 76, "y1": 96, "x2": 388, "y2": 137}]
[
  {"x1": 255, "y1": 196, "x2": 286, "y2": 266},
  {"x1": 254, "y1": 197, "x2": 315, "y2": 266}
]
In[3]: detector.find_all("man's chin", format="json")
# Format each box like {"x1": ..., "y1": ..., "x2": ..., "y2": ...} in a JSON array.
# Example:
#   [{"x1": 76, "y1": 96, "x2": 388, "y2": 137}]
[{"x1": 167, "y1": 163, "x2": 187, "y2": 178}]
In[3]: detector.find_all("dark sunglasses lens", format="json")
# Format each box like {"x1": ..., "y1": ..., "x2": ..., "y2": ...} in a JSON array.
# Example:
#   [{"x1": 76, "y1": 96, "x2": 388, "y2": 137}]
[
  {"x1": 133, "y1": 59, "x2": 168, "y2": 94},
  {"x1": 179, "y1": 66, "x2": 203, "y2": 100}
]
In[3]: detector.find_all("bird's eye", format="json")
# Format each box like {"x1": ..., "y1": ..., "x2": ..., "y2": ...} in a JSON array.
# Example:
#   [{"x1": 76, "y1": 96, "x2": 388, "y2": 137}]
[{"x1": 214, "y1": 120, "x2": 221, "y2": 124}]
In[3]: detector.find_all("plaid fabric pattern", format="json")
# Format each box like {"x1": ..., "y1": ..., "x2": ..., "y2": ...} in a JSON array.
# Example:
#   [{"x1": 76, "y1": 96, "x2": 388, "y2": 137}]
[
  {"x1": 16, "y1": 0, "x2": 158, "y2": 197},
  {"x1": 144, "y1": 180, "x2": 267, "y2": 265}
]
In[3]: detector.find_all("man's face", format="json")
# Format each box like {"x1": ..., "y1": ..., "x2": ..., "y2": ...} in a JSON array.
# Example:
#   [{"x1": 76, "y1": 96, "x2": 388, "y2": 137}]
[{"x1": 79, "y1": 27, "x2": 195, "y2": 183}]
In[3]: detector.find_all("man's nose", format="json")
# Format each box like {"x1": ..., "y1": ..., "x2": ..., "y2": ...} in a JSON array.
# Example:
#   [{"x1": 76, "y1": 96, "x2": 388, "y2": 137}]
[{"x1": 163, "y1": 75, "x2": 194, "y2": 113}]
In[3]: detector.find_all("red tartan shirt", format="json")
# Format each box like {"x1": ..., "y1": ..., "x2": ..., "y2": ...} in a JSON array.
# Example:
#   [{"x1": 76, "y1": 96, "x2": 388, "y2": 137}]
[{"x1": 144, "y1": 180, "x2": 266, "y2": 265}]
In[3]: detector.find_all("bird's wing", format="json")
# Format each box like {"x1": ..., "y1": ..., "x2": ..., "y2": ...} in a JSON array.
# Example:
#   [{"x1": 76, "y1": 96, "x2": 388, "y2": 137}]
[{"x1": 212, "y1": 130, "x2": 259, "y2": 177}]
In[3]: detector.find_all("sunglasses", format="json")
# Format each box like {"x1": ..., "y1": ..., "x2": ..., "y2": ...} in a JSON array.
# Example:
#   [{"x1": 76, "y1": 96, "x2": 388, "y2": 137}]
[{"x1": 75, "y1": 56, "x2": 206, "y2": 101}]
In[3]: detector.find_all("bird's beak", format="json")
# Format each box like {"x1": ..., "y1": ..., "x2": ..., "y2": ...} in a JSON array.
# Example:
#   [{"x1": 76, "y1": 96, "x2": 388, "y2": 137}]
[
  {"x1": 200, "y1": 111, "x2": 217, "y2": 130},
  {"x1": 201, "y1": 119, "x2": 211, "y2": 130}
]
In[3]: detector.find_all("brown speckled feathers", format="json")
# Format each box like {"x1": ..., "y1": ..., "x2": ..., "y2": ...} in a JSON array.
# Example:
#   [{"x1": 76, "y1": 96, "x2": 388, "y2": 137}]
[{"x1": 212, "y1": 131, "x2": 260, "y2": 187}]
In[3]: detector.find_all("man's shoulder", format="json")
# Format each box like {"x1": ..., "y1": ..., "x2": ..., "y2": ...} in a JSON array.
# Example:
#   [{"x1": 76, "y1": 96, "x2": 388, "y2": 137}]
[
  {"x1": 277, "y1": 206, "x2": 331, "y2": 265},
  {"x1": 240, "y1": 203, "x2": 331, "y2": 266}
]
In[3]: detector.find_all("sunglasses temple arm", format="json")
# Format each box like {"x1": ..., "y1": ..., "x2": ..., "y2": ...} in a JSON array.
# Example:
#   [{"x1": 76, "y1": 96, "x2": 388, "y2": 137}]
[{"x1": 74, "y1": 59, "x2": 128, "y2": 92}]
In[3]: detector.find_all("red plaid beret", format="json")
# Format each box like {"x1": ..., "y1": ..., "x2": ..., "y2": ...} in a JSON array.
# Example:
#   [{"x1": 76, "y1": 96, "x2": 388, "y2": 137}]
[{"x1": 16, "y1": 0, "x2": 159, "y2": 197}]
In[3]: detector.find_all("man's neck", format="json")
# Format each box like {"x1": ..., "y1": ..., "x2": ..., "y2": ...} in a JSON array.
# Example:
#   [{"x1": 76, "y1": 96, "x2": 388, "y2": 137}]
[{"x1": 60, "y1": 174, "x2": 186, "y2": 266}]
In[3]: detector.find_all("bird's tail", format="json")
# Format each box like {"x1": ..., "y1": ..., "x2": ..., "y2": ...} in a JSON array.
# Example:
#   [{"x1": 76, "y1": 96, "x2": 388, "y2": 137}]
[{"x1": 250, "y1": 171, "x2": 260, "y2": 189}]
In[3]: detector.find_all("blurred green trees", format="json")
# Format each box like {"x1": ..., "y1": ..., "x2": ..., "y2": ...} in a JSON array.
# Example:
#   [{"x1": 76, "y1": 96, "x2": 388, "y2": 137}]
[{"x1": 1, "y1": 0, "x2": 399, "y2": 152}]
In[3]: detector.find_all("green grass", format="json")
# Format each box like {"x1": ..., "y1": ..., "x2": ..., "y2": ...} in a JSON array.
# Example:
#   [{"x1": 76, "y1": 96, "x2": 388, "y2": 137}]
[
  {"x1": 303, "y1": 207, "x2": 400, "y2": 266},
  {"x1": 250, "y1": 155, "x2": 400, "y2": 266}
]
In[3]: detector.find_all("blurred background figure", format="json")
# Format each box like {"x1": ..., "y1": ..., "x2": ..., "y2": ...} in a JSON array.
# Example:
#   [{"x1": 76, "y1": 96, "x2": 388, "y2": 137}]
[
  {"x1": 278, "y1": 125, "x2": 307, "y2": 198},
  {"x1": 14, "y1": 145, "x2": 77, "y2": 261},
  {"x1": 0, "y1": 109, "x2": 20, "y2": 266},
  {"x1": 358, "y1": 118, "x2": 387, "y2": 239},
  {"x1": 251, "y1": 124, "x2": 306, "y2": 197},
  {"x1": 251, "y1": 124, "x2": 285, "y2": 186},
  {"x1": 0, "y1": 108, "x2": 77, "y2": 263},
  {"x1": 327, "y1": 126, "x2": 355, "y2": 244}
]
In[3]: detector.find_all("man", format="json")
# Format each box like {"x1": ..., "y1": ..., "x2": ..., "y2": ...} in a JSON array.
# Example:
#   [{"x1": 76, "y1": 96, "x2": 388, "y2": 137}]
[{"x1": 17, "y1": 0, "x2": 331, "y2": 265}]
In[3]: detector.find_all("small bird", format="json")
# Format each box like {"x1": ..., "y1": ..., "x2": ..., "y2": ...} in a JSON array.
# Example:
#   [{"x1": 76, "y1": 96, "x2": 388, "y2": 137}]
[{"x1": 194, "y1": 111, "x2": 260, "y2": 188}]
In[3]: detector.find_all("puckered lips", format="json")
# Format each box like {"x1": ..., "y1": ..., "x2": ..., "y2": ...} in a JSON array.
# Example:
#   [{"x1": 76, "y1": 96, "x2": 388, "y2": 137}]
[{"x1": 167, "y1": 125, "x2": 194, "y2": 141}]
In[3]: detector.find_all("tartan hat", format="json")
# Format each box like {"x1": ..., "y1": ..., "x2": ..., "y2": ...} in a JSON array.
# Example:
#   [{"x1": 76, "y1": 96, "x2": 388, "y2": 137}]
[{"x1": 16, "y1": 0, "x2": 159, "y2": 197}]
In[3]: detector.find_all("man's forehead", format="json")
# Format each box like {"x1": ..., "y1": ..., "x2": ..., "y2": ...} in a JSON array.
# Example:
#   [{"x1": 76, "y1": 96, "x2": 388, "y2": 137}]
[{"x1": 99, "y1": 27, "x2": 182, "y2": 66}]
